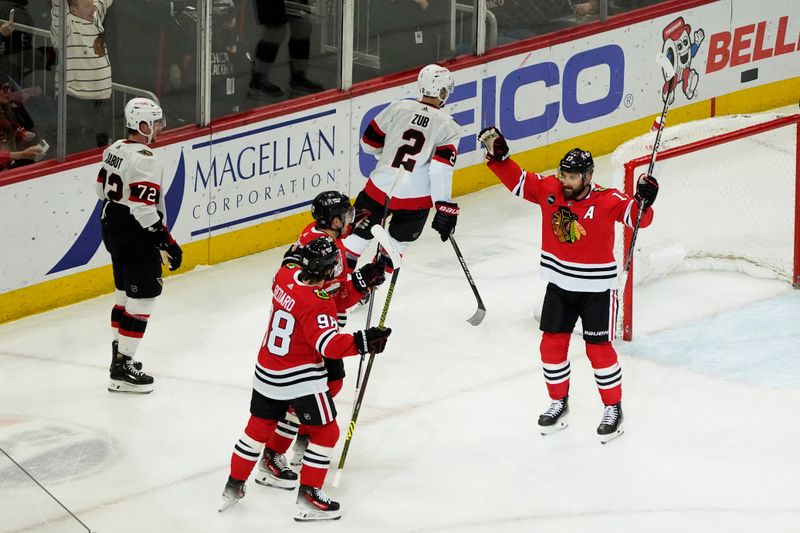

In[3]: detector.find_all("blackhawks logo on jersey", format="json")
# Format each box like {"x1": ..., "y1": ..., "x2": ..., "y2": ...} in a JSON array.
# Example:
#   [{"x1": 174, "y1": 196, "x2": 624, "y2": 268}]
[
  {"x1": 551, "y1": 207, "x2": 587, "y2": 244},
  {"x1": 313, "y1": 289, "x2": 331, "y2": 300}
]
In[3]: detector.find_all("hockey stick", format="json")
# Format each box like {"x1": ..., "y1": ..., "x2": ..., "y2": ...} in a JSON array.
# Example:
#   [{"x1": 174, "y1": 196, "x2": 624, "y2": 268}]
[
  {"x1": 356, "y1": 168, "x2": 405, "y2": 389},
  {"x1": 333, "y1": 226, "x2": 402, "y2": 488},
  {"x1": 623, "y1": 53, "x2": 676, "y2": 273},
  {"x1": 449, "y1": 235, "x2": 486, "y2": 325}
]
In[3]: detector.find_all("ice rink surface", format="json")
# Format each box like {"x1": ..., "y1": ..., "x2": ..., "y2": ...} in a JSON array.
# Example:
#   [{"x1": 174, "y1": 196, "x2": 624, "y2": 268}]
[{"x1": 1, "y1": 140, "x2": 799, "y2": 532}]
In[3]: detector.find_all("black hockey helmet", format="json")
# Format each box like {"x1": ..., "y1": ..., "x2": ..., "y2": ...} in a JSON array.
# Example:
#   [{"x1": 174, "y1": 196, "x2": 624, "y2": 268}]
[
  {"x1": 299, "y1": 236, "x2": 340, "y2": 280},
  {"x1": 311, "y1": 191, "x2": 354, "y2": 230},
  {"x1": 559, "y1": 148, "x2": 594, "y2": 177}
]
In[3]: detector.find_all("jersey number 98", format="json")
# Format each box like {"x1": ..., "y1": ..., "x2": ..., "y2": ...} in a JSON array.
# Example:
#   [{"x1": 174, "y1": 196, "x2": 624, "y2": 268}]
[{"x1": 264, "y1": 309, "x2": 296, "y2": 356}]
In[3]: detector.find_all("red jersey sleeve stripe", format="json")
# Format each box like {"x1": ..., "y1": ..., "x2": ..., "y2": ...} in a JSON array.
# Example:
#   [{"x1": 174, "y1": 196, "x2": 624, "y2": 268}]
[
  {"x1": 433, "y1": 144, "x2": 457, "y2": 166},
  {"x1": 129, "y1": 181, "x2": 161, "y2": 190},
  {"x1": 362, "y1": 120, "x2": 386, "y2": 148}
]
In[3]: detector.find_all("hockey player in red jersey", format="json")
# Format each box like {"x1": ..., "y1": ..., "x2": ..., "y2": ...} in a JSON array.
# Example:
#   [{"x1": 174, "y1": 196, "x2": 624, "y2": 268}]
[
  {"x1": 220, "y1": 236, "x2": 392, "y2": 520},
  {"x1": 256, "y1": 190, "x2": 387, "y2": 489},
  {"x1": 478, "y1": 127, "x2": 659, "y2": 443},
  {"x1": 342, "y1": 63, "x2": 462, "y2": 271},
  {"x1": 97, "y1": 98, "x2": 182, "y2": 394}
]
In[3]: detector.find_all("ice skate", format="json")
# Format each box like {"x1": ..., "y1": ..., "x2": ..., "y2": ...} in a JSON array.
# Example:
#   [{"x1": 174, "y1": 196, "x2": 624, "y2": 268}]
[
  {"x1": 294, "y1": 484, "x2": 341, "y2": 522},
  {"x1": 219, "y1": 477, "x2": 245, "y2": 512},
  {"x1": 290, "y1": 434, "x2": 309, "y2": 470},
  {"x1": 109, "y1": 340, "x2": 141, "y2": 371},
  {"x1": 597, "y1": 403, "x2": 624, "y2": 444},
  {"x1": 538, "y1": 396, "x2": 569, "y2": 435},
  {"x1": 254, "y1": 448, "x2": 298, "y2": 490},
  {"x1": 108, "y1": 356, "x2": 154, "y2": 394}
]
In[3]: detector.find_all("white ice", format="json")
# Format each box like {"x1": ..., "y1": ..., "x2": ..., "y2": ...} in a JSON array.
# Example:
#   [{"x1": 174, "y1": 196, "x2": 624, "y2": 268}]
[{"x1": 1, "y1": 126, "x2": 799, "y2": 533}]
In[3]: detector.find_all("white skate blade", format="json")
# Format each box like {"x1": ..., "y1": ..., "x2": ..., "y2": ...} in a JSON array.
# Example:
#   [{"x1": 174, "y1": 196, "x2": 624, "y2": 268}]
[
  {"x1": 539, "y1": 419, "x2": 569, "y2": 436},
  {"x1": 539, "y1": 412, "x2": 569, "y2": 436},
  {"x1": 294, "y1": 506, "x2": 342, "y2": 522},
  {"x1": 107, "y1": 379, "x2": 153, "y2": 394},
  {"x1": 254, "y1": 471, "x2": 297, "y2": 490},
  {"x1": 599, "y1": 422, "x2": 625, "y2": 445},
  {"x1": 218, "y1": 495, "x2": 242, "y2": 513}
]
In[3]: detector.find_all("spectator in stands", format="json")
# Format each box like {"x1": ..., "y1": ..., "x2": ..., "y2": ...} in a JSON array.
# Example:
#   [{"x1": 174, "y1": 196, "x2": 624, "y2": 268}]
[
  {"x1": 248, "y1": 0, "x2": 324, "y2": 101},
  {"x1": 0, "y1": 81, "x2": 43, "y2": 169},
  {"x1": 1, "y1": 10, "x2": 13, "y2": 38},
  {"x1": 487, "y1": 0, "x2": 598, "y2": 45},
  {"x1": 167, "y1": 0, "x2": 249, "y2": 120},
  {"x1": 50, "y1": 0, "x2": 113, "y2": 153},
  {"x1": 370, "y1": 0, "x2": 452, "y2": 76}
]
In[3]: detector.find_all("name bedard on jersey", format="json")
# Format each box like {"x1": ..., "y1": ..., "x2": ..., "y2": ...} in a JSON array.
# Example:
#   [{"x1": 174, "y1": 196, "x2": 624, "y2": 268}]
[{"x1": 253, "y1": 266, "x2": 358, "y2": 401}]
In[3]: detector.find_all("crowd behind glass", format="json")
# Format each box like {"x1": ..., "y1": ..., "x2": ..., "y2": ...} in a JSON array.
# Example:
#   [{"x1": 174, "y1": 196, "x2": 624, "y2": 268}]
[{"x1": 0, "y1": 0, "x2": 668, "y2": 170}]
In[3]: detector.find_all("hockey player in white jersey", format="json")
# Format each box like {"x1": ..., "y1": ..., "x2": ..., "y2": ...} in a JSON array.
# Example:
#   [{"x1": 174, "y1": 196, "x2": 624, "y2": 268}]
[
  {"x1": 342, "y1": 64, "x2": 462, "y2": 270},
  {"x1": 96, "y1": 97, "x2": 182, "y2": 394}
]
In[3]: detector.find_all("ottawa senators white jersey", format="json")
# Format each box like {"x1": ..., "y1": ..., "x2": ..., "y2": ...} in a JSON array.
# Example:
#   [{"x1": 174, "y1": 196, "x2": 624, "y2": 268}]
[
  {"x1": 254, "y1": 264, "x2": 360, "y2": 400},
  {"x1": 361, "y1": 99, "x2": 461, "y2": 210},
  {"x1": 96, "y1": 139, "x2": 165, "y2": 229},
  {"x1": 488, "y1": 158, "x2": 654, "y2": 292}
]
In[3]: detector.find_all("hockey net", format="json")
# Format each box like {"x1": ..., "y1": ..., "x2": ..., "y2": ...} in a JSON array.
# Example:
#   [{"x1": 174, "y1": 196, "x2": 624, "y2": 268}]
[{"x1": 610, "y1": 112, "x2": 800, "y2": 340}]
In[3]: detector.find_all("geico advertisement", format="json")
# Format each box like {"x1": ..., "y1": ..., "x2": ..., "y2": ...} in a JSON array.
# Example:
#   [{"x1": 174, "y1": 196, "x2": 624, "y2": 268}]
[
  {"x1": 4, "y1": 0, "x2": 799, "y2": 293},
  {"x1": 353, "y1": 0, "x2": 798, "y2": 178}
]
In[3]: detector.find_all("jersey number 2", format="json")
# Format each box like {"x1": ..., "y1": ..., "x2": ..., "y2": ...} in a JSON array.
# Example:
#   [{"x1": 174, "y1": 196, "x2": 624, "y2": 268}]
[
  {"x1": 391, "y1": 129, "x2": 426, "y2": 172},
  {"x1": 264, "y1": 309, "x2": 295, "y2": 356}
]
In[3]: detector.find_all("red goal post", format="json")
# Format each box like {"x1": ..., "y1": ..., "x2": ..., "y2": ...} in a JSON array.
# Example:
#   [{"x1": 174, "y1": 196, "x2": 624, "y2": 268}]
[{"x1": 617, "y1": 113, "x2": 800, "y2": 341}]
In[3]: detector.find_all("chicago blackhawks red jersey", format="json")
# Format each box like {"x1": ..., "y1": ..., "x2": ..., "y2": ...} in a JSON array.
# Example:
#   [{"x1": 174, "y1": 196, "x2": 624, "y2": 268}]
[
  {"x1": 361, "y1": 99, "x2": 461, "y2": 210},
  {"x1": 96, "y1": 140, "x2": 165, "y2": 228},
  {"x1": 488, "y1": 158, "x2": 654, "y2": 292},
  {"x1": 254, "y1": 264, "x2": 359, "y2": 400},
  {"x1": 295, "y1": 223, "x2": 363, "y2": 321}
]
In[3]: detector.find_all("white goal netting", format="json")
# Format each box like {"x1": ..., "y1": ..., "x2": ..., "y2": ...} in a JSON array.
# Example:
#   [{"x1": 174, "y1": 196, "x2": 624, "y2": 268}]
[{"x1": 610, "y1": 112, "x2": 799, "y2": 339}]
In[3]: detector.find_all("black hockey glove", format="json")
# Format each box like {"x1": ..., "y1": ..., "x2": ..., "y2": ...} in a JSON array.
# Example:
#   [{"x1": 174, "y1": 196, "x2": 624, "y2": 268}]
[
  {"x1": 282, "y1": 244, "x2": 302, "y2": 267},
  {"x1": 147, "y1": 221, "x2": 168, "y2": 248},
  {"x1": 432, "y1": 201, "x2": 459, "y2": 242},
  {"x1": 635, "y1": 174, "x2": 659, "y2": 209},
  {"x1": 477, "y1": 126, "x2": 510, "y2": 162},
  {"x1": 148, "y1": 222, "x2": 183, "y2": 271},
  {"x1": 349, "y1": 208, "x2": 372, "y2": 236},
  {"x1": 354, "y1": 326, "x2": 392, "y2": 355},
  {"x1": 162, "y1": 241, "x2": 183, "y2": 271},
  {"x1": 351, "y1": 260, "x2": 386, "y2": 294}
]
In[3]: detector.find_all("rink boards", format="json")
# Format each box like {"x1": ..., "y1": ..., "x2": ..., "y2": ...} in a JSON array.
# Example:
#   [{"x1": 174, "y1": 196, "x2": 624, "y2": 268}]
[{"x1": 1, "y1": 0, "x2": 799, "y2": 323}]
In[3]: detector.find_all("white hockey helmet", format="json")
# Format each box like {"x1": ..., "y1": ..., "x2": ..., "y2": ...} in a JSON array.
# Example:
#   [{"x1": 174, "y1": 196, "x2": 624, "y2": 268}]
[
  {"x1": 417, "y1": 64, "x2": 455, "y2": 106},
  {"x1": 125, "y1": 97, "x2": 165, "y2": 142}
]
